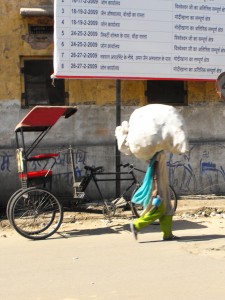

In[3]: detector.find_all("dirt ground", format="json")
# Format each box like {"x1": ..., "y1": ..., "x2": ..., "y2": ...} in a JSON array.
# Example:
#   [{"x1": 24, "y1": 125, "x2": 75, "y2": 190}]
[
  {"x1": 1, "y1": 198, "x2": 225, "y2": 300},
  {"x1": 1, "y1": 198, "x2": 225, "y2": 261}
]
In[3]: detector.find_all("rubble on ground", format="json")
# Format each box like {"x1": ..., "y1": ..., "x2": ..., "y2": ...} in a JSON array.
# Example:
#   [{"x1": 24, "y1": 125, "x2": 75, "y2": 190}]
[{"x1": 178, "y1": 206, "x2": 225, "y2": 219}]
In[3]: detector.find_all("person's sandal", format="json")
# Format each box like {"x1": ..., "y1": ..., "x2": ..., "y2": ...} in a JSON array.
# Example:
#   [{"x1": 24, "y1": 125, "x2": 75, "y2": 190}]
[
  {"x1": 130, "y1": 223, "x2": 138, "y2": 240},
  {"x1": 163, "y1": 235, "x2": 180, "y2": 241}
]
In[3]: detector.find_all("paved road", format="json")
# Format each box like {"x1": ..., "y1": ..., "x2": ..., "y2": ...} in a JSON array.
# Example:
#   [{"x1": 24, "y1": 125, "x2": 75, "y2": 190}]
[{"x1": 1, "y1": 215, "x2": 225, "y2": 300}]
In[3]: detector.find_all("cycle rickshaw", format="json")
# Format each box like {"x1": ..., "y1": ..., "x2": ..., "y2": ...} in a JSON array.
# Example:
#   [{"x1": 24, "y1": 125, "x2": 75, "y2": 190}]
[
  {"x1": 7, "y1": 106, "x2": 77, "y2": 240},
  {"x1": 7, "y1": 105, "x2": 178, "y2": 240}
]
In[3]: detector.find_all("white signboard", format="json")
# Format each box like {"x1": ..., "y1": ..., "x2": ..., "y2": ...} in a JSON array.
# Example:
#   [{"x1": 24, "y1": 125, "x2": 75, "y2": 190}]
[{"x1": 53, "y1": 0, "x2": 225, "y2": 80}]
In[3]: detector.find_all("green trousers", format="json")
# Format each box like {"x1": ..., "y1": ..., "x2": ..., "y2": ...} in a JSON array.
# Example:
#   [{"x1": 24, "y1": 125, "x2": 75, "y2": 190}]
[{"x1": 134, "y1": 204, "x2": 173, "y2": 239}]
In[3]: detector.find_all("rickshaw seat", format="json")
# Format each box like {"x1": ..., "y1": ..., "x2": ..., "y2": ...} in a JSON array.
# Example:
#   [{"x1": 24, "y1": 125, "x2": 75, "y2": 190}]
[{"x1": 19, "y1": 170, "x2": 53, "y2": 179}]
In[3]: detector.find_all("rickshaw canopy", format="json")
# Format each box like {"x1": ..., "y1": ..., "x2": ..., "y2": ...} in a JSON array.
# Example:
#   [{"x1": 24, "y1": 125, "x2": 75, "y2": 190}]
[{"x1": 15, "y1": 106, "x2": 77, "y2": 132}]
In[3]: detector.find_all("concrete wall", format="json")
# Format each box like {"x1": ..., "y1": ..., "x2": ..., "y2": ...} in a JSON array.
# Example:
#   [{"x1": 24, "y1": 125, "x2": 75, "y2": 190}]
[{"x1": 1, "y1": 100, "x2": 225, "y2": 207}]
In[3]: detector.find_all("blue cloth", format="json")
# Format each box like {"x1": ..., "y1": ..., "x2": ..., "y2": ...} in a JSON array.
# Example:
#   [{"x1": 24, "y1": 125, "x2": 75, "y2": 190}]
[{"x1": 131, "y1": 154, "x2": 157, "y2": 209}]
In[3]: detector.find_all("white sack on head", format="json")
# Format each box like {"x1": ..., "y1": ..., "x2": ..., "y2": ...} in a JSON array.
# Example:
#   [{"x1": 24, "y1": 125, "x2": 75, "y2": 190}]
[
  {"x1": 115, "y1": 121, "x2": 132, "y2": 156},
  {"x1": 115, "y1": 104, "x2": 188, "y2": 161}
]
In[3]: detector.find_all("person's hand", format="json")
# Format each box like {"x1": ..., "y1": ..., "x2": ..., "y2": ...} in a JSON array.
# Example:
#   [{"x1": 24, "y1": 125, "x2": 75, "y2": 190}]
[{"x1": 152, "y1": 189, "x2": 158, "y2": 197}]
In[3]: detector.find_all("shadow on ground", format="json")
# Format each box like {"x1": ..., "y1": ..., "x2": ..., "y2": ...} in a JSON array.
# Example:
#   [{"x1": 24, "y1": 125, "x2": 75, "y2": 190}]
[
  {"x1": 139, "y1": 234, "x2": 225, "y2": 244},
  {"x1": 57, "y1": 219, "x2": 210, "y2": 240}
]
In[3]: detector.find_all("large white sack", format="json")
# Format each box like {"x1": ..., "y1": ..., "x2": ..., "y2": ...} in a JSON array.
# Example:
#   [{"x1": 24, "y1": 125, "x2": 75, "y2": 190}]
[
  {"x1": 115, "y1": 120, "x2": 132, "y2": 156},
  {"x1": 115, "y1": 104, "x2": 188, "y2": 161}
]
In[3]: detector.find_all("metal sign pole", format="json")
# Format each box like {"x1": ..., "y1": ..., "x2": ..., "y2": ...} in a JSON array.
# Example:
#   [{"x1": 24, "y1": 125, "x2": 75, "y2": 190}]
[{"x1": 116, "y1": 79, "x2": 121, "y2": 198}]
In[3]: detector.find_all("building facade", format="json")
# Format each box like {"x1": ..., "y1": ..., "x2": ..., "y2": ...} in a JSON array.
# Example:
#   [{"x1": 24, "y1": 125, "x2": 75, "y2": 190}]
[{"x1": 1, "y1": 1, "x2": 225, "y2": 206}]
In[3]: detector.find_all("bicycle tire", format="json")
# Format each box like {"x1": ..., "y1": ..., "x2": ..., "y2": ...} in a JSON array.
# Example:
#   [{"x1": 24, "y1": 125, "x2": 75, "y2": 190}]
[
  {"x1": 169, "y1": 185, "x2": 178, "y2": 212},
  {"x1": 130, "y1": 186, "x2": 142, "y2": 218},
  {"x1": 130, "y1": 185, "x2": 178, "y2": 218},
  {"x1": 9, "y1": 187, "x2": 63, "y2": 240}
]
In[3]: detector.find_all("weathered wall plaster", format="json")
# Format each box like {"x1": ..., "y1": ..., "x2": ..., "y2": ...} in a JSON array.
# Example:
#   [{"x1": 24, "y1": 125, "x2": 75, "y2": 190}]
[{"x1": 1, "y1": 102, "x2": 225, "y2": 207}]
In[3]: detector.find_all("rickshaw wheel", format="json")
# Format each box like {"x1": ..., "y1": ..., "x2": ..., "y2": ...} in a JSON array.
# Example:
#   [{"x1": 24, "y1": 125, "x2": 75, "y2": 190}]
[
  {"x1": 9, "y1": 187, "x2": 63, "y2": 240},
  {"x1": 6, "y1": 188, "x2": 23, "y2": 222}
]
